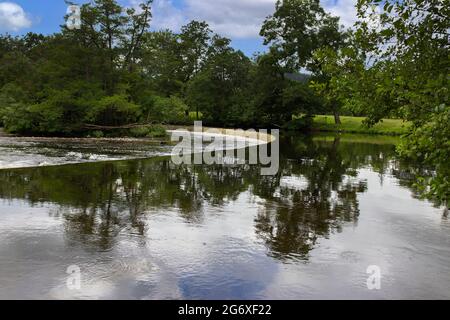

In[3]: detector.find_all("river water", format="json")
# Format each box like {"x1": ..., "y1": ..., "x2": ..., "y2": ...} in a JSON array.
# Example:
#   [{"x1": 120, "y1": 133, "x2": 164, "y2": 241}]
[{"x1": 0, "y1": 133, "x2": 448, "y2": 300}]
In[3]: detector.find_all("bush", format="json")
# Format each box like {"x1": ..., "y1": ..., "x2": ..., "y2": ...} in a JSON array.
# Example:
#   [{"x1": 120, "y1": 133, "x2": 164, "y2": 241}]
[
  {"x1": 129, "y1": 126, "x2": 151, "y2": 138},
  {"x1": 284, "y1": 116, "x2": 314, "y2": 131},
  {"x1": 147, "y1": 124, "x2": 167, "y2": 138},
  {"x1": 128, "y1": 125, "x2": 167, "y2": 138},
  {"x1": 153, "y1": 96, "x2": 189, "y2": 124},
  {"x1": 137, "y1": 94, "x2": 189, "y2": 124},
  {"x1": 1, "y1": 88, "x2": 91, "y2": 135},
  {"x1": 0, "y1": 83, "x2": 28, "y2": 128},
  {"x1": 86, "y1": 95, "x2": 141, "y2": 127},
  {"x1": 91, "y1": 130, "x2": 104, "y2": 138}
]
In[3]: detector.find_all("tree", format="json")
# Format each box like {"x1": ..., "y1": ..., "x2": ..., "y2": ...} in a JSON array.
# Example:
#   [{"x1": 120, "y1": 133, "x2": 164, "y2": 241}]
[
  {"x1": 352, "y1": 0, "x2": 449, "y2": 206},
  {"x1": 65, "y1": 0, "x2": 153, "y2": 92},
  {"x1": 179, "y1": 21, "x2": 212, "y2": 82},
  {"x1": 310, "y1": 33, "x2": 366, "y2": 123},
  {"x1": 260, "y1": 0, "x2": 345, "y2": 123},
  {"x1": 123, "y1": 1, "x2": 153, "y2": 72},
  {"x1": 186, "y1": 36, "x2": 252, "y2": 125},
  {"x1": 246, "y1": 52, "x2": 287, "y2": 126},
  {"x1": 261, "y1": 0, "x2": 343, "y2": 70},
  {"x1": 140, "y1": 30, "x2": 183, "y2": 96},
  {"x1": 87, "y1": 95, "x2": 141, "y2": 127}
]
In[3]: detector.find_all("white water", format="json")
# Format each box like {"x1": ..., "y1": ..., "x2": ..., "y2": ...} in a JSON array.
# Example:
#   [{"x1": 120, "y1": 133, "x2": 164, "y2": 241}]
[
  {"x1": 0, "y1": 137, "x2": 171, "y2": 170},
  {"x1": 0, "y1": 131, "x2": 271, "y2": 170}
]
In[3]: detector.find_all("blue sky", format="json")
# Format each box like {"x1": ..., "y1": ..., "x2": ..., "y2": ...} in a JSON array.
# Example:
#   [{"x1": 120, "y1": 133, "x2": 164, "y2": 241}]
[{"x1": 0, "y1": 0, "x2": 357, "y2": 56}]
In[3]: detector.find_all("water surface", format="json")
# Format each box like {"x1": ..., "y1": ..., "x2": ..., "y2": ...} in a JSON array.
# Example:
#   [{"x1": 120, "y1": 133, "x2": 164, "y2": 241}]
[{"x1": 0, "y1": 134, "x2": 448, "y2": 300}]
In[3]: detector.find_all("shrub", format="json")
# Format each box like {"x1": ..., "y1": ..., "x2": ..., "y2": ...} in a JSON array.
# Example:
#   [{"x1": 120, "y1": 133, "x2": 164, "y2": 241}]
[
  {"x1": 129, "y1": 125, "x2": 167, "y2": 138},
  {"x1": 150, "y1": 96, "x2": 189, "y2": 124},
  {"x1": 146, "y1": 124, "x2": 167, "y2": 138},
  {"x1": 86, "y1": 95, "x2": 141, "y2": 127},
  {"x1": 1, "y1": 88, "x2": 91, "y2": 135},
  {"x1": 91, "y1": 130, "x2": 104, "y2": 138},
  {"x1": 129, "y1": 126, "x2": 151, "y2": 138},
  {"x1": 284, "y1": 115, "x2": 314, "y2": 131}
]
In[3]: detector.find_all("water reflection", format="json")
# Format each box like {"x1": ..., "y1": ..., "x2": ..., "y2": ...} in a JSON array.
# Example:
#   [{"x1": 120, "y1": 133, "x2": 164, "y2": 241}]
[
  {"x1": 1, "y1": 134, "x2": 449, "y2": 299},
  {"x1": 0, "y1": 135, "x2": 398, "y2": 258}
]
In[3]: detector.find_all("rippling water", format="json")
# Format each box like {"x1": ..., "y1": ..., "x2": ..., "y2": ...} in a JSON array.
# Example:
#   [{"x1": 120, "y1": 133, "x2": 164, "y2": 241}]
[
  {"x1": 0, "y1": 137, "x2": 173, "y2": 169},
  {"x1": 0, "y1": 134, "x2": 448, "y2": 300}
]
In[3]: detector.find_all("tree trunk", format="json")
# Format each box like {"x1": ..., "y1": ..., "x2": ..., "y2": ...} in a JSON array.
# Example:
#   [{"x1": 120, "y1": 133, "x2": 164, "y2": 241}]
[{"x1": 334, "y1": 111, "x2": 342, "y2": 125}]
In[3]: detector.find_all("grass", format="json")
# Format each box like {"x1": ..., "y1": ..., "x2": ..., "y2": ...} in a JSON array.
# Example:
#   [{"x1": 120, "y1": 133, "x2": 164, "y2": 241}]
[
  {"x1": 312, "y1": 115, "x2": 411, "y2": 136},
  {"x1": 187, "y1": 112, "x2": 410, "y2": 136},
  {"x1": 189, "y1": 111, "x2": 203, "y2": 121},
  {"x1": 312, "y1": 133, "x2": 401, "y2": 145}
]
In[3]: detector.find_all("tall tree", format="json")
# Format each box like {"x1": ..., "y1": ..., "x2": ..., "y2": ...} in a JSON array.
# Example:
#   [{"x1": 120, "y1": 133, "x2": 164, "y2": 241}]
[
  {"x1": 186, "y1": 36, "x2": 251, "y2": 125},
  {"x1": 123, "y1": 0, "x2": 153, "y2": 72},
  {"x1": 353, "y1": 0, "x2": 449, "y2": 205},
  {"x1": 260, "y1": 0, "x2": 345, "y2": 123},
  {"x1": 140, "y1": 30, "x2": 183, "y2": 96},
  {"x1": 179, "y1": 21, "x2": 212, "y2": 82},
  {"x1": 260, "y1": 0, "x2": 343, "y2": 71}
]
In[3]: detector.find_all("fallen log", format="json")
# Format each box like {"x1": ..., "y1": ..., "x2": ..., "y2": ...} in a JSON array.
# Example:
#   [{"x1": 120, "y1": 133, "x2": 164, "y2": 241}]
[{"x1": 82, "y1": 122, "x2": 162, "y2": 130}]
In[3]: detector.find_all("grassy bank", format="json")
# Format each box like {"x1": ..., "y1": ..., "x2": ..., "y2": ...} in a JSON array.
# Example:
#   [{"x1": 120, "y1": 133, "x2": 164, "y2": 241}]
[
  {"x1": 189, "y1": 112, "x2": 409, "y2": 136},
  {"x1": 312, "y1": 133, "x2": 401, "y2": 145},
  {"x1": 312, "y1": 115, "x2": 410, "y2": 135}
]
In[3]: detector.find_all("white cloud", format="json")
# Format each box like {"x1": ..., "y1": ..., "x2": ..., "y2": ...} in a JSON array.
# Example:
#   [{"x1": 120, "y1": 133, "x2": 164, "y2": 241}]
[
  {"x1": 131, "y1": 0, "x2": 359, "y2": 38},
  {"x1": 130, "y1": 0, "x2": 276, "y2": 38},
  {"x1": 183, "y1": 0, "x2": 276, "y2": 38},
  {"x1": 0, "y1": 2, "x2": 32, "y2": 32},
  {"x1": 323, "y1": 0, "x2": 358, "y2": 29},
  {"x1": 152, "y1": 0, "x2": 185, "y2": 31}
]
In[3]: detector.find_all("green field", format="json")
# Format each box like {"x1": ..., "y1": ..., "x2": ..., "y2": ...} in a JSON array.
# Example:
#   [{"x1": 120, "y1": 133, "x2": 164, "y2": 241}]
[
  {"x1": 312, "y1": 115, "x2": 410, "y2": 135},
  {"x1": 189, "y1": 112, "x2": 410, "y2": 136},
  {"x1": 312, "y1": 133, "x2": 401, "y2": 145},
  {"x1": 189, "y1": 112, "x2": 203, "y2": 120}
]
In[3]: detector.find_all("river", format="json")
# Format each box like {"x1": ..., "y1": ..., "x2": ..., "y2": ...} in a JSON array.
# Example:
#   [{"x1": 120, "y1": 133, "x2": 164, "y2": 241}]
[{"x1": 0, "y1": 133, "x2": 448, "y2": 299}]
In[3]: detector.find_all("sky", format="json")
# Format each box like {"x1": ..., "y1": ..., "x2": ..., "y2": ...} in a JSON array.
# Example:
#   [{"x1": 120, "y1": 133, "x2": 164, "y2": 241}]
[{"x1": 0, "y1": 0, "x2": 358, "y2": 56}]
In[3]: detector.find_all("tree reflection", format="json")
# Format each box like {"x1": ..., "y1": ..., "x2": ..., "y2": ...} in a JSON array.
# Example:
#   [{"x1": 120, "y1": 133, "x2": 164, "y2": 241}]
[
  {"x1": 252, "y1": 136, "x2": 372, "y2": 260},
  {"x1": 0, "y1": 134, "x2": 404, "y2": 257}
]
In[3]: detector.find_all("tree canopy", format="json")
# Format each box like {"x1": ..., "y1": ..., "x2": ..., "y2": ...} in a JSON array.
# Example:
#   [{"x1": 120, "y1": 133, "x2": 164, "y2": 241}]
[{"x1": 0, "y1": 0, "x2": 447, "y2": 204}]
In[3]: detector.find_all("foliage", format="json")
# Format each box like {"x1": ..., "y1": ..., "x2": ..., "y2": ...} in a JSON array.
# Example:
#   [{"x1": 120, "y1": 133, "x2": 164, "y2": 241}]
[
  {"x1": 312, "y1": 115, "x2": 410, "y2": 135},
  {"x1": 0, "y1": 0, "x2": 328, "y2": 134},
  {"x1": 0, "y1": 0, "x2": 447, "y2": 205},
  {"x1": 261, "y1": 0, "x2": 344, "y2": 70},
  {"x1": 186, "y1": 40, "x2": 252, "y2": 125},
  {"x1": 128, "y1": 124, "x2": 167, "y2": 138},
  {"x1": 397, "y1": 108, "x2": 449, "y2": 206},
  {"x1": 152, "y1": 96, "x2": 189, "y2": 124},
  {"x1": 87, "y1": 95, "x2": 140, "y2": 126},
  {"x1": 354, "y1": 0, "x2": 449, "y2": 205}
]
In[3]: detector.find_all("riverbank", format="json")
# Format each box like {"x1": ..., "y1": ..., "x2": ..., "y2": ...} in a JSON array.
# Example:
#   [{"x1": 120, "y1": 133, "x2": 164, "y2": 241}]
[
  {"x1": 0, "y1": 128, "x2": 13, "y2": 137},
  {"x1": 0, "y1": 126, "x2": 276, "y2": 171},
  {"x1": 0, "y1": 125, "x2": 275, "y2": 145},
  {"x1": 312, "y1": 115, "x2": 410, "y2": 135},
  {"x1": 312, "y1": 133, "x2": 401, "y2": 145},
  {"x1": 188, "y1": 113, "x2": 410, "y2": 136},
  {"x1": 1, "y1": 114, "x2": 409, "y2": 142}
]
